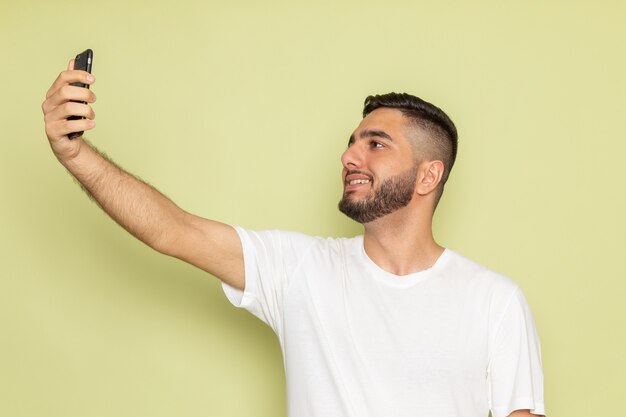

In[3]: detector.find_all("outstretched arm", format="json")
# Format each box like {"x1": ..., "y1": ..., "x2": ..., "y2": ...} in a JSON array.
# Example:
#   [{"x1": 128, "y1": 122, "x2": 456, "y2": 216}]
[{"x1": 41, "y1": 60, "x2": 244, "y2": 290}]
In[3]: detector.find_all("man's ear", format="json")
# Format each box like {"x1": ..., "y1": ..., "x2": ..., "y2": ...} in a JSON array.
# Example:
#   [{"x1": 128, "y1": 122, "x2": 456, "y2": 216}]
[{"x1": 415, "y1": 160, "x2": 444, "y2": 196}]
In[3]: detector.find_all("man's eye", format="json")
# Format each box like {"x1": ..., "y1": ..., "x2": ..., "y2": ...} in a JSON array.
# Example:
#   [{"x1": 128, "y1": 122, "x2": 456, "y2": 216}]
[{"x1": 371, "y1": 141, "x2": 383, "y2": 148}]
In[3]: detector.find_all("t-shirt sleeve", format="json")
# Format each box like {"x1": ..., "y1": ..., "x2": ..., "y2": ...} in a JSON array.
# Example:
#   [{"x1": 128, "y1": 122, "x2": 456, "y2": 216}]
[
  {"x1": 221, "y1": 227, "x2": 316, "y2": 337},
  {"x1": 487, "y1": 286, "x2": 546, "y2": 417}
]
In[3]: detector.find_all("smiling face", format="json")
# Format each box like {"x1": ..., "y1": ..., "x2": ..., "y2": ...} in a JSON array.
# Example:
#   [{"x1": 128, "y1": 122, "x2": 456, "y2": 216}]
[{"x1": 338, "y1": 108, "x2": 421, "y2": 223}]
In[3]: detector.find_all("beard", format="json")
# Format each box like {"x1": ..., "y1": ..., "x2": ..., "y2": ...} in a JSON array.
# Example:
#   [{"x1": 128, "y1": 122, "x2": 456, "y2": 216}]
[{"x1": 338, "y1": 165, "x2": 418, "y2": 224}]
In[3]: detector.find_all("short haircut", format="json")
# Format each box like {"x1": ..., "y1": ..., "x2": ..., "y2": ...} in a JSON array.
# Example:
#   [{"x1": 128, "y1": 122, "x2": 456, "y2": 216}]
[{"x1": 363, "y1": 92, "x2": 458, "y2": 207}]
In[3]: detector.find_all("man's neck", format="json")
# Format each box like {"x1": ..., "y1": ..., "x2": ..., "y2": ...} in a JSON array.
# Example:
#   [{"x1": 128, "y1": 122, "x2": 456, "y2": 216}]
[{"x1": 362, "y1": 207, "x2": 444, "y2": 276}]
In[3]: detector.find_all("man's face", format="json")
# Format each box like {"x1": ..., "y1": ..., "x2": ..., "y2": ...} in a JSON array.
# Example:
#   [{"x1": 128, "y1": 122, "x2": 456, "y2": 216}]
[{"x1": 338, "y1": 108, "x2": 419, "y2": 224}]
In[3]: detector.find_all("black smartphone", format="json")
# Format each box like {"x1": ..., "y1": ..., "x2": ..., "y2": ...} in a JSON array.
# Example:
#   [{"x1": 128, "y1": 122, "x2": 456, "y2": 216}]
[{"x1": 68, "y1": 49, "x2": 93, "y2": 139}]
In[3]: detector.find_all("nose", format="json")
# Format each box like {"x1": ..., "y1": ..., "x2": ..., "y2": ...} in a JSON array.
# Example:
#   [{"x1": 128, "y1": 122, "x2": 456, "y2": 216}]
[{"x1": 341, "y1": 144, "x2": 363, "y2": 169}]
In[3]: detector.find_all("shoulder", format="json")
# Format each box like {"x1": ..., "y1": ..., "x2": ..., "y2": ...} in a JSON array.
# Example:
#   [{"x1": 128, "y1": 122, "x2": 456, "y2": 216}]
[
  {"x1": 442, "y1": 250, "x2": 538, "y2": 340},
  {"x1": 442, "y1": 249, "x2": 520, "y2": 299}
]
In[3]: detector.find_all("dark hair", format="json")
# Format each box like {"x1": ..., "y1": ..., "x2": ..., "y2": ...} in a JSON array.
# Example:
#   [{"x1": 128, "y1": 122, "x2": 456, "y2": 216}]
[{"x1": 363, "y1": 92, "x2": 458, "y2": 207}]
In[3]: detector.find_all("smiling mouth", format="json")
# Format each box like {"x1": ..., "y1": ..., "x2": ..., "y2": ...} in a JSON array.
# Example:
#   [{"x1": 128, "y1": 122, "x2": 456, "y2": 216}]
[
  {"x1": 344, "y1": 170, "x2": 373, "y2": 186},
  {"x1": 347, "y1": 179, "x2": 370, "y2": 185},
  {"x1": 344, "y1": 176, "x2": 373, "y2": 194}
]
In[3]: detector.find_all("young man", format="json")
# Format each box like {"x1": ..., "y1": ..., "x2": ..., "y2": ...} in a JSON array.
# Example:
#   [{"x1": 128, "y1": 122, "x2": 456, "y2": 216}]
[{"x1": 42, "y1": 60, "x2": 545, "y2": 417}]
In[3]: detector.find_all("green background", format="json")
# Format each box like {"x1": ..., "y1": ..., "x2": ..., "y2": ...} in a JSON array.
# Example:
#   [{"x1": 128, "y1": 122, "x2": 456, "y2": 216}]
[{"x1": 1, "y1": 1, "x2": 625, "y2": 416}]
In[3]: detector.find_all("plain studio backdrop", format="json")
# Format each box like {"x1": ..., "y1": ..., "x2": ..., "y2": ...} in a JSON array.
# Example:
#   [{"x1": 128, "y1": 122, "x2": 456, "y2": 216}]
[{"x1": 1, "y1": 1, "x2": 624, "y2": 416}]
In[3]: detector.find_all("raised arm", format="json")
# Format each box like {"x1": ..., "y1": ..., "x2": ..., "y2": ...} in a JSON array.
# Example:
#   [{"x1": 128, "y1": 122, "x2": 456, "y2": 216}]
[{"x1": 41, "y1": 61, "x2": 244, "y2": 290}]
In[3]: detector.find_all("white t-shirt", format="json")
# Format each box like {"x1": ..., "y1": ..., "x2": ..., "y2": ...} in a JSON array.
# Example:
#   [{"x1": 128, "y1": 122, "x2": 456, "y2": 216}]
[{"x1": 222, "y1": 228, "x2": 545, "y2": 417}]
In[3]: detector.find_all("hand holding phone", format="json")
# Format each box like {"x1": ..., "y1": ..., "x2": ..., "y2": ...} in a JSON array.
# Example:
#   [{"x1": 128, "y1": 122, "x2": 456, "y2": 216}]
[{"x1": 68, "y1": 49, "x2": 93, "y2": 139}]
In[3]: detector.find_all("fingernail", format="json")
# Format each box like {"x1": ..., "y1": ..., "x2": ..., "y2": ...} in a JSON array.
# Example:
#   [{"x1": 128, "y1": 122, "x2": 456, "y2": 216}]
[{"x1": 87, "y1": 75, "x2": 95, "y2": 82}]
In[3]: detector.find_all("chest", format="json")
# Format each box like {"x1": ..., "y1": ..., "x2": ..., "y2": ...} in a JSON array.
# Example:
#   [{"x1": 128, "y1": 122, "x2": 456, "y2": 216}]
[{"x1": 282, "y1": 259, "x2": 491, "y2": 376}]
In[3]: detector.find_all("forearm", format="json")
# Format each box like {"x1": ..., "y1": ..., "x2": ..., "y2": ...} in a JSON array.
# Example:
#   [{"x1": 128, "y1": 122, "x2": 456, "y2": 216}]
[{"x1": 61, "y1": 141, "x2": 183, "y2": 253}]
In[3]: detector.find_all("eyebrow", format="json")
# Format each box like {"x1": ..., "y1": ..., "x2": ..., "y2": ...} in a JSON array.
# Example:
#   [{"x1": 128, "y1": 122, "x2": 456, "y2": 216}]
[{"x1": 348, "y1": 129, "x2": 394, "y2": 145}]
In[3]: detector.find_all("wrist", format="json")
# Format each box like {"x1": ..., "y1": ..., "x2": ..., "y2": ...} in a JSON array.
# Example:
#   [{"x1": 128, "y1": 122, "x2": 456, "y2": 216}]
[{"x1": 57, "y1": 138, "x2": 94, "y2": 172}]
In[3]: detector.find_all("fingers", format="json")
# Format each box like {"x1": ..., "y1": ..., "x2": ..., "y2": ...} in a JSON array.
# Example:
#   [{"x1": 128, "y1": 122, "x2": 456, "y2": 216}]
[
  {"x1": 46, "y1": 100, "x2": 96, "y2": 122},
  {"x1": 43, "y1": 61, "x2": 98, "y2": 148},
  {"x1": 43, "y1": 100, "x2": 96, "y2": 140},
  {"x1": 46, "y1": 69, "x2": 95, "y2": 99},
  {"x1": 42, "y1": 84, "x2": 96, "y2": 113},
  {"x1": 44, "y1": 101, "x2": 96, "y2": 142},
  {"x1": 45, "y1": 117, "x2": 95, "y2": 141},
  {"x1": 42, "y1": 75, "x2": 97, "y2": 144}
]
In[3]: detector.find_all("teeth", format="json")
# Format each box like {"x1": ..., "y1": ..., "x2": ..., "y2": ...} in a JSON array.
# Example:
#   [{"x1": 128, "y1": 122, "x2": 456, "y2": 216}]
[{"x1": 349, "y1": 179, "x2": 370, "y2": 185}]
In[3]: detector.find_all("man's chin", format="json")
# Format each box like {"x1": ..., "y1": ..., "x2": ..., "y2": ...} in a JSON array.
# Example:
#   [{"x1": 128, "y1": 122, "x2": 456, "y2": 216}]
[
  {"x1": 338, "y1": 198, "x2": 377, "y2": 224},
  {"x1": 341, "y1": 190, "x2": 371, "y2": 201}
]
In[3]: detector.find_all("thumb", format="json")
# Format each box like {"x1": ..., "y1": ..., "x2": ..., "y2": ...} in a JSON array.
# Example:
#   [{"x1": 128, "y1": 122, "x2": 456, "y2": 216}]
[{"x1": 68, "y1": 59, "x2": 75, "y2": 70}]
